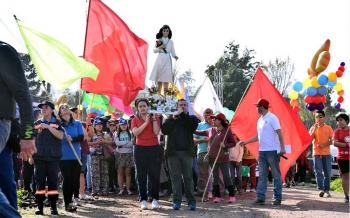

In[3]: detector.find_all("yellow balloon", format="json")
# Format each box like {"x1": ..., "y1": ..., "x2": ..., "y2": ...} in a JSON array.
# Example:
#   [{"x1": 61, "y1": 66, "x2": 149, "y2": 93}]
[
  {"x1": 302, "y1": 78, "x2": 311, "y2": 88},
  {"x1": 77, "y1": 105, "x2": 83, "y2": 110},
  {"x1": 334, "y1": 83, "x2": 343, "y2": 92},
  {"x1": 104, "y1": 112, "x2": 109, "y2": 116},
  {"x1": 95, "y1": 107, "x2": 100, "y2": 110},
  {"x1": 311, "y1": 76, "x2": 321, "y2": 88},
  {"x1": 88, "y1": 105, "x2": 92, "y2": 109},
  {"x1": 288, "y1": 90, "x2": 298, "y2": 100},
  {"x1": 55, "y1": 105, "x2": 59, "y2": 111},
  {"x1": 328, "y1": 72, "x2": 337, "y2": 82}
]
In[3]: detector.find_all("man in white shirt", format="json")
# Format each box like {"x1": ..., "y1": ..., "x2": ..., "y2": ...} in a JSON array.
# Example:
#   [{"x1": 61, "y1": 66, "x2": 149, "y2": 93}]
[{"x1": 240, "y1": 98, "x2": 286, "y2": 205}]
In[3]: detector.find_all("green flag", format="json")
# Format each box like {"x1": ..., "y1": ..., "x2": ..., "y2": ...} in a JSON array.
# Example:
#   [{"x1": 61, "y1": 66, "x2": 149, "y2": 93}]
[
  {"x1": 16, "y1": 19, "x2": 99, "y2": 90},
  {"x1": 83, "y1": 92, "x2": 109, "y2": 110}
]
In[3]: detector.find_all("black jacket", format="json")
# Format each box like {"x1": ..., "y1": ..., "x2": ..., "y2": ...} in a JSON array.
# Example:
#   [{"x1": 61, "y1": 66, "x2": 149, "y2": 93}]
[
  {"x1": 0, "y1": 41, "x2": 34, "y2": 139},
  {"x1": 33, "y1": 118, "x2": 63, "y2": 161},
  {"x1": 161, "y1": 113, "x2": 198, "y2": 157}
]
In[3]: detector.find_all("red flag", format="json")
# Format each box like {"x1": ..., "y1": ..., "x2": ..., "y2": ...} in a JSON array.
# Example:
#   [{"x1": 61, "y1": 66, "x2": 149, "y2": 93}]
[
  {"x1": 109, "y1": 96, "x2": 134, "y2": 116},
  {"x1": 230, "y1": 68, "x2": 312, "y2": 181},
  {"x1": 81, "y1": 0, "x2": 148, "y2": 105}
]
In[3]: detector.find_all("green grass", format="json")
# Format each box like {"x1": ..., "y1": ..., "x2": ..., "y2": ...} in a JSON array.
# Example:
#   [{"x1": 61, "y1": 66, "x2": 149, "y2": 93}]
[
  {"x1": 17, "y1": 189, "x2": 25, "y2": 207},
  {"x1": 330, "y1": 178, "x2": 343, "y2": 193}
]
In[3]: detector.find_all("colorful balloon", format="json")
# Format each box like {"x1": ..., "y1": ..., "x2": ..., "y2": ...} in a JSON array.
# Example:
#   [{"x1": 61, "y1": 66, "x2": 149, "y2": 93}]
[
  {"x1": 304, "y1": 95, "x2": 313, "y2": 104},
  {"x1": 317, "y1": 74, "x2": 328, "y2": 85},
  {"x1": 313, "y1": 95, "x2": 322, "y2": 104},
  {"x1": 302, "y1": 78, "x2": 312, "y2": 89},
  {"x1": 288, "y1": 90, "x2": 299, "y2": 100},
  {"x1": 290, "y1": 100, "x2": 298, "y2": 107},
  {"x1": 334, "y1": 83, "x2": 343, "y2": 92},
  {"x1": 77, "y1": 105, "x2": 83, "y2": 110},
  {"x1": 320, "y1": 95, "x2": 326, "y2": 103},
  {"x1": 336, "y1": 70, "x2": 343, "y2": 78},
  {"x1": 241, "y1": 166, "x2": 250, "y2": 176},
  {"x1": 293, "y1": 106, "x2": 300, "y2": 113},
  {"x1": 328, "y1": 72, "x2": 337, "y2": 82},
  {"x1": 311, "y1": 76, "x2": 321, "y2": 88},
  {"x1": 316, "y1": 103, "x2": 325, "y2": 111},
  {"x1": 336, "y1": 103, "x2": 341, "y2": 109},
  {"x1": 337, "y1": 90, "x2": 344, "y2": 96},
  {"x1": 338, "y1": 66, "x2": 345, "y2": 72},
  {"x1": 306, "y1": 103, "x2": 316, "y2": 112},
  {"x1": 82, "y1": 102, "x2": 88, "y2": 108},
  {"x1": 292, "y1": 81, "x2": 303, "y2": 92},
  {"x1": 338, "y1": 96, "x2": 344, "y2": 103},
  {"x1": 307, "y1": 87, "x2": 317, "y2": 96},
  {"x1": 317, "y1": 86, "x2": 327, "y2": 96},
  {"x1": 327, "y1": 80, "x2": 337, "y2": 87}
]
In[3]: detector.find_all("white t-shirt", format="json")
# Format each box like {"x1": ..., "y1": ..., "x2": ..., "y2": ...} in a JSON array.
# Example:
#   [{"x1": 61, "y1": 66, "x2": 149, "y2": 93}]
[{"x1": 257, "y1": 112, "x2": 281, "y2": 152}]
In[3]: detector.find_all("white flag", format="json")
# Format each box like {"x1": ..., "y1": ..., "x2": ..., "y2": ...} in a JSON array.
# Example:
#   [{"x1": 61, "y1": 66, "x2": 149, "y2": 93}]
[{"x1": 193, "y1": 77, "x2": 224, "y2": 116}]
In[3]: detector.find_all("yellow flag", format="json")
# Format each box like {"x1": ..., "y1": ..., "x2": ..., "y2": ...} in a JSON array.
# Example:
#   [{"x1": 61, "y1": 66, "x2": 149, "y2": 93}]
[{"x1": 16, "y1": 20, "x2": 99, "y2": 90}]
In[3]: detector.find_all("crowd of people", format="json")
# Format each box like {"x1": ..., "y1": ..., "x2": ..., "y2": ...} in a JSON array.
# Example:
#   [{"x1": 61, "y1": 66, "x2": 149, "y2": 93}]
[{"x1": 0, "y1": 40, "x2": 349, "y2": 218}]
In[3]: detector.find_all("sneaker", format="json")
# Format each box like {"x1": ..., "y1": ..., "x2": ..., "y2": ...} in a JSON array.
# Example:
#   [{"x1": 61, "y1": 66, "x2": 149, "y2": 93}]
[
  {"x1": 285, "y1": 184, "x2": 290, "y2": 188},
  {"x1": 173, "y1": 203, "x2": 181, "y2": 210},
  {"x1": 152, "y1": 199, "x2": 159, "y2": 210},
  {"x1": 325, "y1": 191, "x2": 331, "y2": 197},
  {"x1": 300, "y1": 182, "x2": 305, "y2": 186},
  {"x1": 319, "y1": 190, "x2": 324, "y2": 197},
  {"x1": 117, "y1": 190, "x2": 124, "y2": 196},
  {"x1": 65, "y1": 204, "x2": 77, "y2": 212},
  {"x1": 213, "y1": 197, "x2": 222, "y2": 203},
  {"x1": 140, "y1": 200, "x2": 148, "y2": 210},
  {"x1": 168, "y1": 194, "x2": 173, "y2": 202},
  {"x1": 80, "y1": 194, "x2": 88, "y2": 200},
  {"x1": 253, "y1": 199, "x2": 265, "y2": 205},
  {"x1": 271, "y1": 200, "x2": 281, "y2": 205},
  {"x1": 291, "y1": 181, "x2": 296, "y2": 186},
  {"x1": 344, "y1": 196, "x2": 349, "y2": 203},
  {"x1": 208, "y1": 192, "x2": 213, "y2": 199},
  {"x1": 85, "y1": 188, "x2": 92, "y2": 195},
  {"x1": 182, "y1": 195, "x2": 187, "y2": 202},
  {"x1": 109, "y1": 188, "x2": 115, "y2": 194},
  {"x1": 250, "y1": 188, "x2": 256, "y2": 192},
  {"x1": 189, "y1": 204, "x2": 196, "y2": 210},
  {"x1": 228, "y1": 196, "x2": 236, "y2": 203},
  {"x1": 239, "y1": 189, "x2": 243, "y2": 195},
  {"x1": 127, "y1": 190, "x2": 133, "y2": 195},
  {"x1": 73, "y1": 198, "x2": 81, "y2": 206}
]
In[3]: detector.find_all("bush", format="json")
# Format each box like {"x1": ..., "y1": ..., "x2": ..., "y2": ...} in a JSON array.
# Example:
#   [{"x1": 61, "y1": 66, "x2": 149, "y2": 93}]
[
  {"x1": 17, "y1": 189, "x2": 25, "y2": 207},
  {"x1": 330, "y1": 178, "x2": 343, "y2": 193}
]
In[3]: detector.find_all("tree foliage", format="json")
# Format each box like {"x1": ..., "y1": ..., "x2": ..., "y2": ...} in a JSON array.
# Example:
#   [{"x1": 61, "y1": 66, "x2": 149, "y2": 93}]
[
  {"x1": 261, "y1": 57, "x2": 295, "y2": 97},
  {"x1": 205, "y1": 41, "x2": 260, "y2": 110},
  {"x1": 19, "y1": 53, "x2": 50, "y2": 102},
  {"x1": 177, "y1": 69, "x2": 196, "y2": 96}
]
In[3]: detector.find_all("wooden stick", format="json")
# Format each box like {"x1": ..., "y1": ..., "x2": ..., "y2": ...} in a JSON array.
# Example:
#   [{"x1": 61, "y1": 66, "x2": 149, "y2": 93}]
[{"x1": 61, "y1": 127, "x2": 82, "y2": 166}]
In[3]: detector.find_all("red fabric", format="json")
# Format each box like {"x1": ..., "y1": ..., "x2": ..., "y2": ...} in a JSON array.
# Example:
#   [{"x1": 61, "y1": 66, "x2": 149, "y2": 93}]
[
  {"x1": 230, "y1": 68, "x2": 312, "y2": 181},
  {"x1": 333, "y1": 128, "x2": 350, "y2": 160},
  {"x1": 131, "y1": 116, "x2": 159, "y2": 146},
  {"x1": 81, "y1": 0, "x2": 148, "y2": 105},
  {"x1": 109, "y1": 96, "x2": 134, "y2": 115}
]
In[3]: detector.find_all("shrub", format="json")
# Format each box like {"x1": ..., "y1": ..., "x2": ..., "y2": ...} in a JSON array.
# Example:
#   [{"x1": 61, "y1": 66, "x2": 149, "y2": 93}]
[
  {"x1": 330, "y1": 178, "x2": 343, "y2": 193},
  {"x1": 17, "y1": 189, "x2": 25, "y2": 207}
]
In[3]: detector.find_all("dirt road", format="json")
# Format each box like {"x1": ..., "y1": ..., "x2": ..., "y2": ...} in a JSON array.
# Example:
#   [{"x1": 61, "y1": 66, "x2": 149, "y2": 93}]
[{"x1": 19, "y1": 184, "x2": 349, "y2": 217}]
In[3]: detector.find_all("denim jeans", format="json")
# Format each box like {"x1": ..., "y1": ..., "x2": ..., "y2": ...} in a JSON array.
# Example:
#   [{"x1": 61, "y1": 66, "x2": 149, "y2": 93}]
[
  {"x1": 257, "y1": 151, "x2": 282, "y2": 201},
  {"x1": 0, "y1": 120, "x2": 21, "y2": 217},
  {"x1": 313, "y1": 155, "x2": 332, "y2": 191},
  {"x1": 86, "y1": 154, "x2": 92, "y2": 189}
]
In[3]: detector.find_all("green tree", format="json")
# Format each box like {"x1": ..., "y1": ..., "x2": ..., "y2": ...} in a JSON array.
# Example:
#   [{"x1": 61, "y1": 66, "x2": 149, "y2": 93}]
[
  {"x1": 19, "y1": 53, "x2": 51, "y2": 102},
  {"x1": 205, "y1": 41, "x2": 260, "y2": 110},
  {"x1": 261, "y1": 57, "x2": 295, "y2": 97},
  {"x1": 177, "y1": 69, "x2": 195, "y2": 96}
]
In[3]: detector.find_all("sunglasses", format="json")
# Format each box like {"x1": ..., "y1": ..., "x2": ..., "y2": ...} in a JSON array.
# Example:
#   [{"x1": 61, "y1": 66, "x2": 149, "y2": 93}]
[
  {"x1": 316, "y1": 116, "x2": 324, "y2": 118},
  {"x1": 60, "y1": 105, "x2": 69, "y2": 109}
]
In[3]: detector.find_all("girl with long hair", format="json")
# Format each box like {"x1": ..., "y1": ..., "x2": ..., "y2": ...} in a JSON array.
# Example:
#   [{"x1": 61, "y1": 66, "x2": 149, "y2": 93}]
[
  {"x1": 131, "y1": 98, "x2": 162, "y2": 210},
  {"x1": 148, "y1": 24, "x2": 179, "y2": 94},
  {"x1": 58, "y1": 104, "x2": 84, "y2": 212},
  {"x1": 114, "y1": 118, "x2": 134, "y2": 195}
]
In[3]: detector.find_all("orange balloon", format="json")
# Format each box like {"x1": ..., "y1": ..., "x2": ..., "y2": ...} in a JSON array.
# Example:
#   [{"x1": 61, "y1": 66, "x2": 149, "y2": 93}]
[
  {"x1": 338, "y1": 90, "x2": 344, "y2": 96},
  {"x1": 290, "y1": 99, "x2": 298, "y2": 107},
  {"x1": 336, "y1": 70, "x2": 343, "y2": 77}
]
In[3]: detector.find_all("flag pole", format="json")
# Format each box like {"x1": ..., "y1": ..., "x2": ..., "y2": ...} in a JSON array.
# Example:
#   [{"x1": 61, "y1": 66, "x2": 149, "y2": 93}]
[
  {"x1": 236, "y1": 68, "x2": 259, "y2": 108},
  {"x1": 80, "y1": 0, "x2": 92, "y2": 90},
  {"x1": 89, "y1": 93, "x2": 95, "y2": 111}
]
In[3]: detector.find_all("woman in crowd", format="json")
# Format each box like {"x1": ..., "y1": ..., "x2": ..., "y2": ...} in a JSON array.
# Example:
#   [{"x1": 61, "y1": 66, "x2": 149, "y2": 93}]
[
  {"x1": 88, "y1": 117, "x2": 109, "y2": 196},
  {"x1": 131, "y1": 98, "x2": 161, "y2": 210},
  {"x1": 148, "y1": 24, "x2": 178, "y2": 94},
  {"x1": 229, "y1": 133, "x2": 243, "y2": 195},
  {"x1": 58, "y1": 104, "x2": 84, "y2": 212},
  {"x1": 114, "y1": 118, "x2": 134, "y2": 195},
  {"x1": 333, "y1": 113, "x2": 350, "y2": 203},
  {"x1": 194, "y1": 113, "x2": 236, "y2": 203},
  {"x1": 107, "y1": 119, "x2": 118, "y2": 193},
  {"x1": 32, "y1": 101, "x2": 63, "y2": 215}
]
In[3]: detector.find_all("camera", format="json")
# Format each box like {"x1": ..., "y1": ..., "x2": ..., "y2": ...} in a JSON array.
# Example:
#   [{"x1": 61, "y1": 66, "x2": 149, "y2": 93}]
[{"x1": 150, "y1": 113, "x2": 154, "y2": 116}]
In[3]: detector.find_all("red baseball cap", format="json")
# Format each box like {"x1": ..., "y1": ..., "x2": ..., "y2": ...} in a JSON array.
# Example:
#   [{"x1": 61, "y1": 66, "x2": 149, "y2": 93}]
[
  {"x1": 209, "y1": 113, "x2": 227, "y2": 122},
  {"x1": 253, "y1": 98, "x2": 270, "y2": 108}
]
